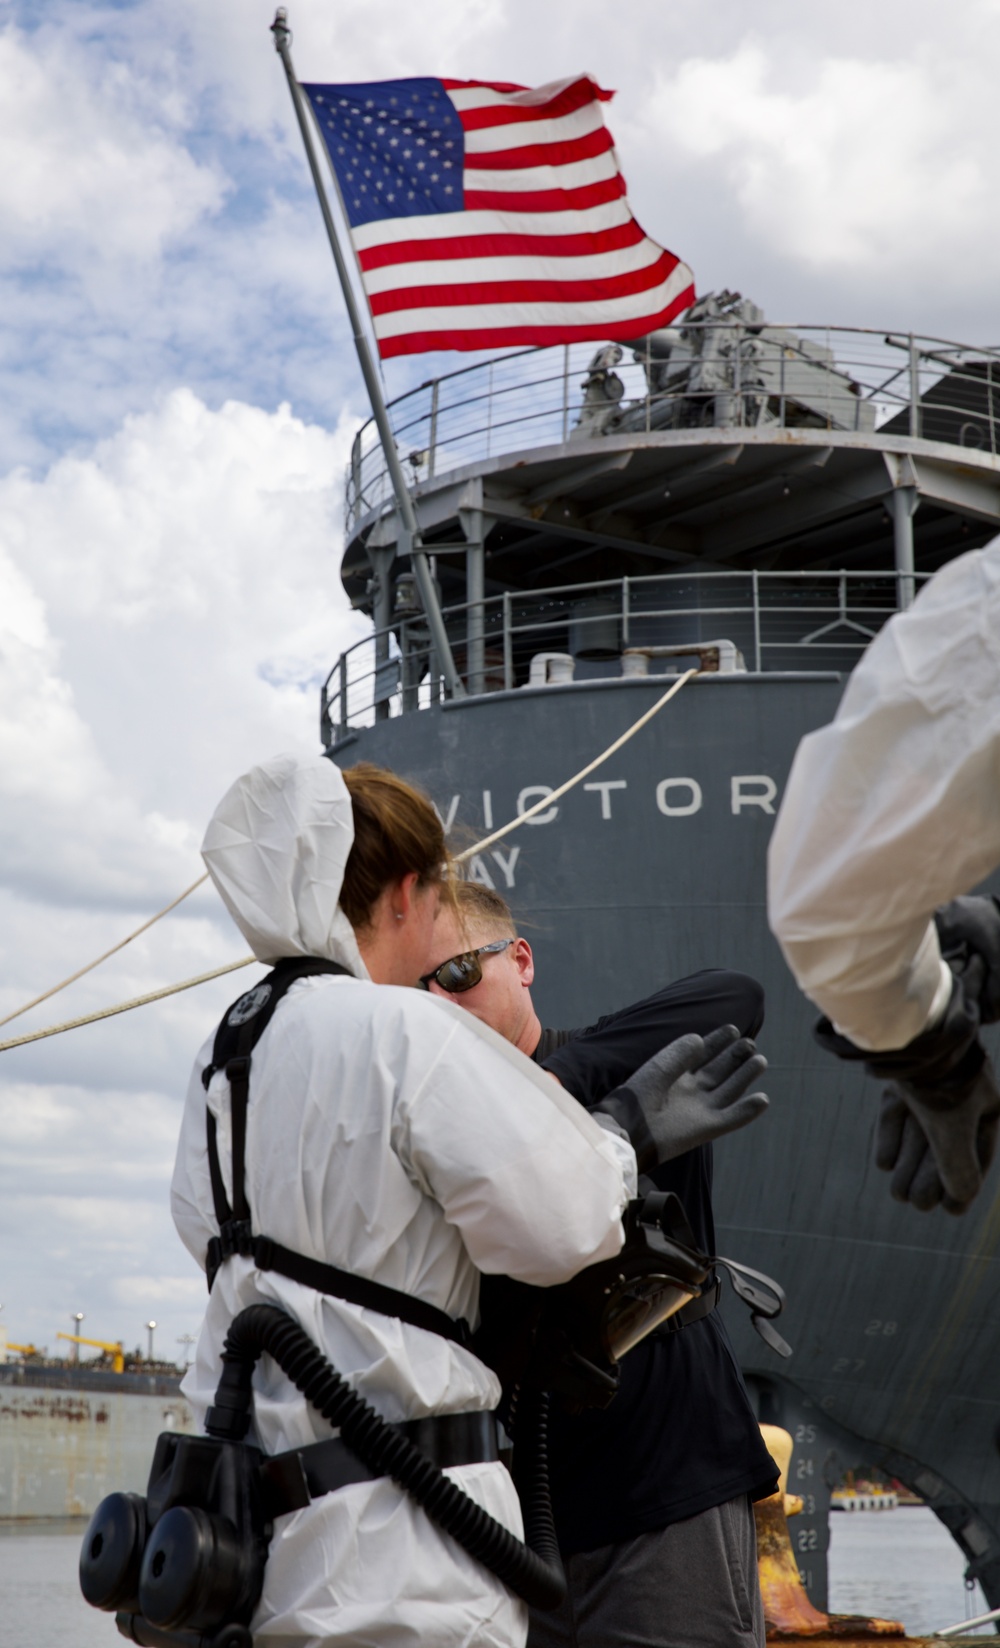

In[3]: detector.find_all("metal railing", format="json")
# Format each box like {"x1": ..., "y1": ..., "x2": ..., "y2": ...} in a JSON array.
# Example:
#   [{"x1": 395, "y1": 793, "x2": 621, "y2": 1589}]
[
  {"x1": 322, "y1": 568, "x2": 925, "y2": 744},
  {"x1": 345, "y1": 326, "x2": 1000, "y2": 535}
]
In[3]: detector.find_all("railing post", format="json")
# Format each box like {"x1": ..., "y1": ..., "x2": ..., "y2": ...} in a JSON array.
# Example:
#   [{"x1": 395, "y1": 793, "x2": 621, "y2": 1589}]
[
  {"x1": 752, "y1": 569, "x2": 762, "y2": 673},
  {"x1": 891, "y1": 487, "x2": 918, "y2": 609},
  {"x1": 369, "y1": 545, "x2": 394, "y2": 721},
  {"x1": 622, "y1": 576, "x2": 631, "y2": 646},
  {"x1": 989, "y1": 359, "x2": 997, "y2": 459},
  {"x1": 339, "y1": 652, "x2": 348, "y2": 740},
  {"x1": 908, "y1": 334, "x2": 920, "y2": 439},
  {"x1": 400, "y1": 618, "x2": 422, "y2": 713},
  {"x1": 461, "y1": 505, "x2": 485, "y2": 696},
  {"x1": 428, "y1": 379, "x2": 439, "y2": 479},
  {"x1": 734, "y1": 323, "x2": 743, "y2": 427},
  {"x1": 562, "y1": 345, "x2": 569, "y2": 443},
  {"x1": 645, "y1": 335, "x2": 651, "y2": 434},
  {"x1": 503, "y1": 591, "x2": 514, "y2": 690},
  {"x1": 351, "y1": 430, "x2": 363, "y2": 527}
]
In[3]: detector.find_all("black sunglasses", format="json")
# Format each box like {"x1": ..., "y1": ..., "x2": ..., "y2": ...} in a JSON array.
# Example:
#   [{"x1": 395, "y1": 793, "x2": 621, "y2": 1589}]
[{"x1": 420, "y1": 938, "x2": 515, "y2": 993}]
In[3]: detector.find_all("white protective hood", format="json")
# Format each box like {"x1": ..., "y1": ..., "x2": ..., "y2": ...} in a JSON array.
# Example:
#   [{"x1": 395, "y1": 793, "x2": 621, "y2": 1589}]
[{"x1": 201, "y1": 751, "x2": 368, "y2": 978}]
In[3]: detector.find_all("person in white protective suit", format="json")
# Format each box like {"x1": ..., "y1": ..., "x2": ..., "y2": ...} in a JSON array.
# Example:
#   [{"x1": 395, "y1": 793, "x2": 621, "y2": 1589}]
[
  {"x1": 173, "y1": 752, "x2": 766, "y2": 1648},
  {"x1": 768, "y1": 542, "x2": 1000, "y2": 1216}
]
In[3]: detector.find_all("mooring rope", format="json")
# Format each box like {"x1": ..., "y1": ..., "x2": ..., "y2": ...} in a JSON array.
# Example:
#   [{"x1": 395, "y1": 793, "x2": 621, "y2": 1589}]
[
  {"x1": 0, "y1": 874, "x2": 210, "y2": 1030},
  {"x1": 453, "y1": 670, "x2": 697, "y2": 861},
  {"x1": 0, "y1": 669, "x2": 698, "y2": 1053},
  {"x1": 0, "y1": 958, "x2": 258, "y2": 1052}
]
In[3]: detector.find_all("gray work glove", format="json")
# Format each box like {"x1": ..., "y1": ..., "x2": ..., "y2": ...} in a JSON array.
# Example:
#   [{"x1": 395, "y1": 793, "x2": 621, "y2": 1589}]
[
  {"x1": 818, "y1": 956, "x2": 1000, "y2": 1213},
  {"x1": 872, "y1": 960, "x2": 1000, "y2": 1212},
  {"x1": 596, "y1": 1024, "x2": 768, "y2": 1172},
  {"x1": 935, "y1": 896, "x2": 1000, "y2": 1023},
  {"x1": 875, "y1": 1064, "x2": 1000, "y2": 1214}
]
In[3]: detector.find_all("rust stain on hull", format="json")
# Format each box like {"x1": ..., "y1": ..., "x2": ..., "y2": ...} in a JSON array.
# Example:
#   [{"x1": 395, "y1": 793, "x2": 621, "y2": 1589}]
[{"x1": 0, "y1": 1384, "x2": 194, "y2": 1519}]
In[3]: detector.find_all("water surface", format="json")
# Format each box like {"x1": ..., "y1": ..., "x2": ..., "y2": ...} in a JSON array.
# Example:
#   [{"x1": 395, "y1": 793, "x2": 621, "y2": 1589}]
[
  {"x1": 1, "y1": 1504, "x2": 994, "y2": 1645},
  {"x1": 828, "y1": 1505, "x2": 989, "y2": 1637}
]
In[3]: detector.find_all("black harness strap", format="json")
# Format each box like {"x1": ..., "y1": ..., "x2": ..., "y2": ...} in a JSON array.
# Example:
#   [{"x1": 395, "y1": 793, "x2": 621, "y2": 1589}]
[
  {"x1": 259, "y1": 1412, "x2": 499, "y2": 1520},
  {"x1": 206, "y1": 1111, "x2": 231, "y2": 1227},
  {"x1": 247, "y1": 1232, "x2": 472, "y2": 1344},
  {"x1": 229, "y1": 1058, "x2": 251, "y2": 1226},
  {"x1": 203, "y1": 957, "x2": 472, "y2": 1348}
]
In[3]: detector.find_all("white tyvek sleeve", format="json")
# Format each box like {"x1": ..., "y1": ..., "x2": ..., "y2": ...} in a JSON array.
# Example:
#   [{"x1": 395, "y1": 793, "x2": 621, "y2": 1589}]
[
  {"x1": 398, "y1": 999, "x2": 630, "y2": 1287},
  {"x1": 768, "y1": 542, "x2": 1000, "y2": 1052},
  {"x1": 590, "y1": 1111, "x2": 640, "y2": 1193},
  {"x1": 171, "y1": 1034, "x2": 218, "y2": 1270}
]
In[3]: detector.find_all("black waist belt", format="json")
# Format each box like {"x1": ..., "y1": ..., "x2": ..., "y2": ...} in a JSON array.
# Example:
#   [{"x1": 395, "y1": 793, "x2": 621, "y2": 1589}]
[
  {"x1": 654, "y1": 1274, "x2": 721, "y2": 1336},
  {"x1": 259, "y1": 1410, "x2": 499, "y2": 1520}
]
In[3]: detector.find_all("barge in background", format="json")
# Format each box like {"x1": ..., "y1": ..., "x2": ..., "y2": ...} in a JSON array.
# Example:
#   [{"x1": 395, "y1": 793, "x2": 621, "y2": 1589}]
[{"x1": 0, "y1": 1346, "x2": 192, "y2": 1520}]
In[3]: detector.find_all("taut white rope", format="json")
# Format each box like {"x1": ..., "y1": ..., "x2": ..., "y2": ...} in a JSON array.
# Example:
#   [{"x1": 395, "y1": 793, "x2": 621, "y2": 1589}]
[
  {"x1": 0, "y1": 874, "x2": 210, "y2": 1029},
  {"x1": 0, "y1": 669, "x2": 698, "y2": 1052},
  {"x1": 0, "y1": 958, "x2": 256, "y2": 1053},
  {"x1": 453, "y1": 671, "x2": 697, "y2": 861}
]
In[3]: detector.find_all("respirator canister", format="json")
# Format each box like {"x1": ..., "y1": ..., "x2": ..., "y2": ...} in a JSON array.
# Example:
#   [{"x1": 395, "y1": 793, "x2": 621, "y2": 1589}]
[{"x1": 79, "y1": 1429, "x2": 271, "y2": 1648}]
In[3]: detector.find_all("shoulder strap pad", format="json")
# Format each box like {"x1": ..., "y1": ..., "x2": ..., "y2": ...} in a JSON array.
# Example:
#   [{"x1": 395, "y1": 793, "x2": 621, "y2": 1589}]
[
  {"x1": 199, "y1": 956, "x2": 473, "y2": 1349},
  {"x1": 203, "y1": 957, "x2": 350, "y2": 1090}
]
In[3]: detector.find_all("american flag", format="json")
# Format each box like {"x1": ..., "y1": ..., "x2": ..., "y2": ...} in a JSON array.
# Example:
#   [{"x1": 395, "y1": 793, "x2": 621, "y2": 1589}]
[{"x1": 301, "y1": 73, "x2": 695, "y2": 360}]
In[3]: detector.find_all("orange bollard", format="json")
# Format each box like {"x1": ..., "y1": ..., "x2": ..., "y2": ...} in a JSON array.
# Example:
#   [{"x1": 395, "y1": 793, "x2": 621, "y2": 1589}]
[{"x1": 755, "y1": 1425, "x2": 905, "y2": 1639}]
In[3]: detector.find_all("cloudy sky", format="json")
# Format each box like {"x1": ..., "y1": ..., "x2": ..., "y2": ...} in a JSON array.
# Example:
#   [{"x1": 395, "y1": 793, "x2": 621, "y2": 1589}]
[{"x1": 1, "y1": 0, "x2": 997, "y2": 1366}]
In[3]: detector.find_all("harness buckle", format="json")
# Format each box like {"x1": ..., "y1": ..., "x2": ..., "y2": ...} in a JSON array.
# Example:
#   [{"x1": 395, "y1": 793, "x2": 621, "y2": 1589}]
[{"x1": 220, "y1": 1218, "x2": 254, "y2": 1260}]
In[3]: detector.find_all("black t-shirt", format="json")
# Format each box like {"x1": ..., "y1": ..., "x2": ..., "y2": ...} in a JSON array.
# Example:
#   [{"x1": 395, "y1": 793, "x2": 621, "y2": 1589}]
[{"x1": 533, "y1": 968, "x2": 779, "y2": 1554}]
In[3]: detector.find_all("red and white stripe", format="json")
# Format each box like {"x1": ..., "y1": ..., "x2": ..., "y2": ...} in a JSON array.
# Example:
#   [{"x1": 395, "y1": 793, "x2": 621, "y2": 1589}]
[{"x1": 349, "y1": 74, "x2": 695, "y2": 360}]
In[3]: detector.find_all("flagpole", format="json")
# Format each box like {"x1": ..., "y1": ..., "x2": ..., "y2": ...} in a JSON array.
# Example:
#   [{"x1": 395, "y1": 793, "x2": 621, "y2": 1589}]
[{"x1": 270, "y1": 9, "x2": 465, "y2": 699}]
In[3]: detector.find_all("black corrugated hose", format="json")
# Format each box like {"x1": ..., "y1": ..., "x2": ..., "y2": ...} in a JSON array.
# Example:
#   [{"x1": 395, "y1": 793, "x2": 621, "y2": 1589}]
[{"x1": 214, "y1": 1304, "x2": 566, "y2": 1610}]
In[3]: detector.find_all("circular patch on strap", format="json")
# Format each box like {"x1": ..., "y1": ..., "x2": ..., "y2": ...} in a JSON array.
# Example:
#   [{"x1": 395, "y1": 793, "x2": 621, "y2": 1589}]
[{"x1": 227, "y1": 982, "x2": 272, "y2": 1026}]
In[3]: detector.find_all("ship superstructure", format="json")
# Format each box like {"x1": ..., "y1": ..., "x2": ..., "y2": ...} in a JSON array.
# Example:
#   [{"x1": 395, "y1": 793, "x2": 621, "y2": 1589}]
[{"x1": 323, "y1": 301, "x2": 1000, "y2": 1614}]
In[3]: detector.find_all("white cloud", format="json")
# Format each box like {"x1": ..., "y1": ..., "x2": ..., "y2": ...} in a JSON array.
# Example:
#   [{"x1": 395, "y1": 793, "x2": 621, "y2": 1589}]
[
  {"x1": 635, "y1": 42, "x2": 993, "y2": 284},
  {"x1": 155, "y1": 0, "x2": 508, "y2": 135},
  {"x1": 0, "y1": 25, "x2": 226, "y2": 271},
  {"x1": 0, "y1": 389, "x2": 366, "y2": 907},
  {"x1": 0, "y1": 535, "x2": 188, "y2": 908},
  {"x1": 112, "y1": 1275, "x2": 207, "y2": 1310}
]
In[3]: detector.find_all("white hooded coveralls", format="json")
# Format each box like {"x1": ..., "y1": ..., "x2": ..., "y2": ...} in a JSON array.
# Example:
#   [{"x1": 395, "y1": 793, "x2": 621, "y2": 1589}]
[
  {"x1": 768, "y1": 541, "x2": 1000, "y2": 1052},
  {"x1": 171, "y1": 754, "x2": 633, "y2": 1648}
]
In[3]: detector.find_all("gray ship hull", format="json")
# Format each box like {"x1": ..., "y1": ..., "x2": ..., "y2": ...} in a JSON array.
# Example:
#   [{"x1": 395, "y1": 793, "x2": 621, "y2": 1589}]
[
  {"x1": 0, "y1": 1366, "x2": 194, "y2": 1521},
  {"x1": 331, "y1": 671, "x2": 1000, "y2": 1612}
]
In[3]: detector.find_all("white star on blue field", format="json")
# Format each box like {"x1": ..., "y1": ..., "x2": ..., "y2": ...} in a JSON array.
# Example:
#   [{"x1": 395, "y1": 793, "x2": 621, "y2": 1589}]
[{"x1": 304, "y1": 80, "x2": 464, "y2": 224}]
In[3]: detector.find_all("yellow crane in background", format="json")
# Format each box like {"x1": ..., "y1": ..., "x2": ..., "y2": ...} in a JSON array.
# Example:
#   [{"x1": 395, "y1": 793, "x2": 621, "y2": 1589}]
[
  {"x1": 56, "y1": 1332, "x2": 125, "y2": 1374},
  {"x1": 7, "y1": 1342, "x2": 40, "y2": 1359}
]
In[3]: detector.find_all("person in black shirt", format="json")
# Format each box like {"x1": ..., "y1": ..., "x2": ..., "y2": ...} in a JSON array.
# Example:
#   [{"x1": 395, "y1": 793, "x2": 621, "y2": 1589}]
[{"x1": 424, "y1": 883, "x2": 778, "y2": 1648}]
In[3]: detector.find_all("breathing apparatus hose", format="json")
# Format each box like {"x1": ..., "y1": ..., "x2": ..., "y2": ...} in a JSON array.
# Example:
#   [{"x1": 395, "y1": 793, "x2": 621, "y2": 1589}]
[
  {"x1": 508, "y1": 1386, "x2": 562, "y2": 1578},
  {"x1": 214, "y1": 1304, "x2": 566, "y2": 1611}
]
